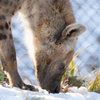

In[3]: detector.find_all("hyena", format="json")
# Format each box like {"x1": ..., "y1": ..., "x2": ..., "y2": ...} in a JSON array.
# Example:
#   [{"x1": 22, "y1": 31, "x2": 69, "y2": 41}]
[{"x1": 0, "y1": 0, "x2": 86, "y2": 93}]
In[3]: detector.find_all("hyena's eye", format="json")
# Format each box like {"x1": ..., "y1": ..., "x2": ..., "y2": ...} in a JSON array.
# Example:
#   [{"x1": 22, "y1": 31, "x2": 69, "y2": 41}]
[{"x1": 59, "y1": 63, "x2": 65, "y2": 70}]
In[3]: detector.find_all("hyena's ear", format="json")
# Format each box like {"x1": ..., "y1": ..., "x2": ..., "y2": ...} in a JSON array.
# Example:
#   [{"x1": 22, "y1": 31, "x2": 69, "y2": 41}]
[{"x1": 56, "y1": 23, "x2": 86, "y2": 44}]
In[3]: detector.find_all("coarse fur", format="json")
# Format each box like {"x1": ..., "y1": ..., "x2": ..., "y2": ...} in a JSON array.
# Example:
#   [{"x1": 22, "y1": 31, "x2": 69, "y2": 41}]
[{"x1": 0, "y1": 0, "x2": 86, "y2": 93}]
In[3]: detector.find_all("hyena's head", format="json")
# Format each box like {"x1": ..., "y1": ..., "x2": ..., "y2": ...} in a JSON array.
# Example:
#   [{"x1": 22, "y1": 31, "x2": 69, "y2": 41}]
[
  {"x1": 25, "y1": 0, "x2": 87, "y2": 93},
  {"x1": 33, "y1": 22, "x2": 86, "y2": 93}
]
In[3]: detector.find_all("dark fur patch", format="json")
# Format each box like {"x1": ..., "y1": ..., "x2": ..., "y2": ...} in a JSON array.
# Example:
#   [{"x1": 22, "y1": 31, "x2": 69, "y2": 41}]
[
  {"x1": 10, "y1": 47, "x2": 16, "y2": 61},
  {"x1": 0, "y1": 0, "x2": 2, "y2": 3},
  {"x1": 0, "y1": 33, "x2": 7, "y2": 40},
  {"x1": 19, "y1": 7, "x2": 21, "y2": 9},
  {"x1": 0, "y1": 25, "x2": 4, "y2": 30},
  {"x1": 10, "y1": 1, "x2": 13, "y2": 6},
  {"x1": 3, "y1": 35, "x2": 7, "y2": 39},
  {"x1": 5, "y1": 9, "x2": 9, "y2": 13},
  {"x1": 3, "y1": 0, "x2": 9, "y2": 5},
  {"x1": 2, "y1": 15, "x2": 5, "y2": 19},
  {"x1": 9, "y1": 22, "x2": 11, "y2": 25},
  {"x1": 0, "y1": 34, "x2": 4, "y2": 40},
  {"x1": 5, "y1": 22, "x2": 9, "y2": 29},
  {"x1": 10, "y1": 54, "x2": 16, "y2": 60},
  {"x1": 12, "y1": 12, "x2": 14, "y2": 15},
  {"x1": 9, "y1": 34, "x2": 12, "y2": 39},
  {"x1": 0, "y1": 15, "x2": 5, "y2": 20}
]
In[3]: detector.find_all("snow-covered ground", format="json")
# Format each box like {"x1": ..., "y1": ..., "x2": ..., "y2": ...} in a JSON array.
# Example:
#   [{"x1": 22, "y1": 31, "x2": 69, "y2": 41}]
[{"x1": 0, "y1": 85, "x2": 100, "y2": 100}]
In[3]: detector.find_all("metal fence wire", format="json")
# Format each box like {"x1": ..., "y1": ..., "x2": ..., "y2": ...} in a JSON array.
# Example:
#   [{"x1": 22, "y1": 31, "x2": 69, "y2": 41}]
[
  {"x1": 70, "y1": 0, "x2": 100, "y2": 71},
  {"x1": 12, "y1": 0, "x2": 100, "y2": 81}
]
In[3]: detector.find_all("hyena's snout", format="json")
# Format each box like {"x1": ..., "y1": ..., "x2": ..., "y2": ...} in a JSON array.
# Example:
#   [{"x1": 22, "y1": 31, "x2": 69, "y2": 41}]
[
  {"x1": 47, "y1": 83, "x2": 60, "y2": 93},
  {"x1": 36, "y1": 63, "x2": 66, "y2": 93},
  {"x1": 40, "y1": 77, "x2": 61, "y2": 93}
]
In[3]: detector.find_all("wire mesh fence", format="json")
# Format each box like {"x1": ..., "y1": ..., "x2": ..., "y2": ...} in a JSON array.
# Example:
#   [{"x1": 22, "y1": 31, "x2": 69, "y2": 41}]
[
  {"x1": 70, "y1": 0, "x2": 100, "y2": 72},
  {"x1": 11, "y1": 0, "x2": 100, "y2": 81}
]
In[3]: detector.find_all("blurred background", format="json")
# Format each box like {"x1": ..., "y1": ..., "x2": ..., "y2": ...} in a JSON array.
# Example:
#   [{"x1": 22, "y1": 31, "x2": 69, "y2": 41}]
[{"x1": 11, "y1": 0, "x2": 100, "y2": 85}]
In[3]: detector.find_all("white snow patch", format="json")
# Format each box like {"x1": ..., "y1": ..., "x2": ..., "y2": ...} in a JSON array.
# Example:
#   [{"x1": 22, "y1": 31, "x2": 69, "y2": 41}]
[
  {"x1": 0, "y1": 85, "x2": 100, "y2": 100},
  {"x1": 68, "y1": 87, "x2": 88, "y2": 95}
]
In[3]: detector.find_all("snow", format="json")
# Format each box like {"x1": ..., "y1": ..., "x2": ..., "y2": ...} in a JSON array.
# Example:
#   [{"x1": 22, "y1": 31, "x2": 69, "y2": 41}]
[{"x1": 0, "y1": 85, "x2": 100, "y2": 100}]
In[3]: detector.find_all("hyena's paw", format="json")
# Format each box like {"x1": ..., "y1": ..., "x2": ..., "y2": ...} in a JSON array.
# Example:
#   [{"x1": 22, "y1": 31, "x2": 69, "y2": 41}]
[
  {"x1": 11, "y1": 78, "x2": 38, "y2": 91},
  {"x1": 7, "y1": 70, "x2": 38, "y2": 91},
  {"x1": 21, "y1": 84, "x2": 38, "y2": 91},
  {"x1": 12, "y1": 81, "x2": 38, "y2": 91}
]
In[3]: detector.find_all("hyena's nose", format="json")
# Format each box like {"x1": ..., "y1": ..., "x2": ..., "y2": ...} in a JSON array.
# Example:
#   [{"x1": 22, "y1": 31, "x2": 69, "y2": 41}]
[
  {"x1": 54, "y1": 85, "x2": 60, "y2": 93},
  {"x1": 49, "y1": 84, "x2": 60, "y2": 93}
]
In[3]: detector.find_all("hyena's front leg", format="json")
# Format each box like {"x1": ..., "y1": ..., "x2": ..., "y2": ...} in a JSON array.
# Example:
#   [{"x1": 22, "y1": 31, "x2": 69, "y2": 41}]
[
  {"x1": 0, "y1": 19, "x2": 23, "y2": 87},
  {"x1": 0, "y1": 19, "x2": 37, "y2": 91}
]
